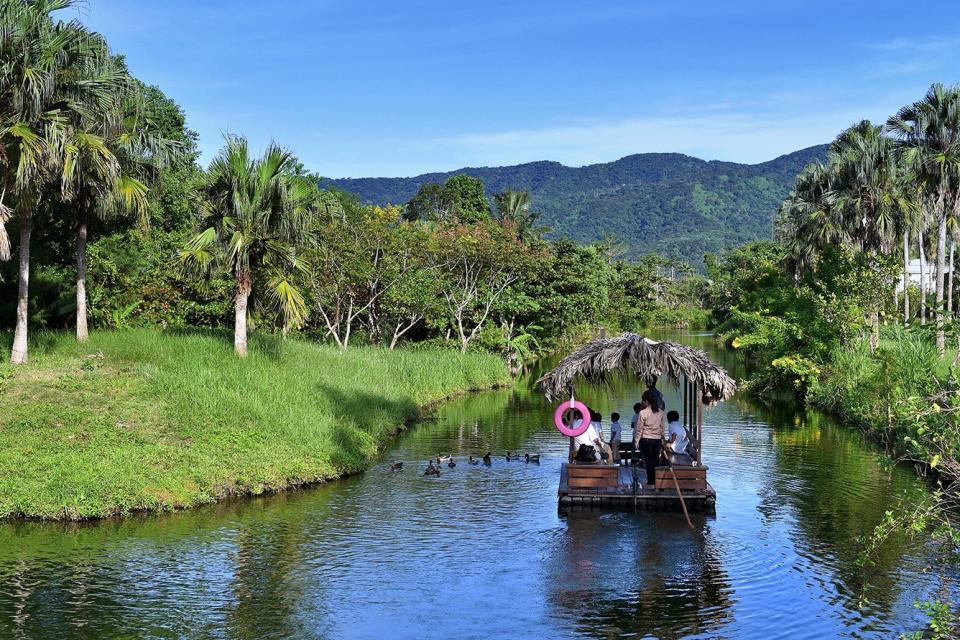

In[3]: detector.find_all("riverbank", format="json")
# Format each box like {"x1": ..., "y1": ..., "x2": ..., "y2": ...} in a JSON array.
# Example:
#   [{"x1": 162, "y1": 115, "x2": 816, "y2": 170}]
[{"x1": 0, "y1": 329, "x2": 510, "y2": 520}]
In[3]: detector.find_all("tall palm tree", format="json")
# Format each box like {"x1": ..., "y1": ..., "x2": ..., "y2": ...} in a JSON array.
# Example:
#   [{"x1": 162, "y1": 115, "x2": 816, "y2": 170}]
[
  {"x1": 887, "y1": 83, "x2": 960, "y2": 354},
  {"x1": 829, "y1": 121, "x2": 912, "y2": 346},
  {"x1": 180, "y1": 135, "x2": 313, "y2": 357},
  {"x1": 0, "y1": 0, "x2": 119, "y2": 363},
  {"x1": 60, "y1": 74, "x2": 180, "y2": 341},
  {"x1": 776, "y1": 161, "x2": 841, "y2": 279},
  {"x1": 493, "y1": 189, "x2": 547, "y2": 242}
]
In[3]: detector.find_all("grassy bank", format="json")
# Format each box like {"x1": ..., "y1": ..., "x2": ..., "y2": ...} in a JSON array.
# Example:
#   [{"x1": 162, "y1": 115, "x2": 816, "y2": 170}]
[{"x1": 0, "y1": 329, "x2": 510, "y2": 520}]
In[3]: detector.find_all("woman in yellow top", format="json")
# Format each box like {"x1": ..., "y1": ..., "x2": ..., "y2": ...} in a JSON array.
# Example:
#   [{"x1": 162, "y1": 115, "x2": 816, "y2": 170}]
[{"x1": 632, "y1": 389, "x2": 667, "y2": 489}]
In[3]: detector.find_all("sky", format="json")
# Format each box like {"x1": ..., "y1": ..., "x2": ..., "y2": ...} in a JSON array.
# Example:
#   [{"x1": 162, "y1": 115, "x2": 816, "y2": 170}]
[{"x1": 73, "y1": 0, "x2": 960, "y2": 178}]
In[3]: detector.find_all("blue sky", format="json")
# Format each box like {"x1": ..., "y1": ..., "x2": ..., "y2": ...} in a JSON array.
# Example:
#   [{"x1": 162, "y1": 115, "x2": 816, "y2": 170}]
[{"x1": 74, "y1": 0, "x2": 960, "y2": 178}]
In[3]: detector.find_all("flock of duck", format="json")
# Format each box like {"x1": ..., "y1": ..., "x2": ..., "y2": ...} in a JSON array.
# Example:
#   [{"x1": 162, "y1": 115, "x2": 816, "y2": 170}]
[{"x1": 387, "y1": 451, "x2": 541, "y2": 476}]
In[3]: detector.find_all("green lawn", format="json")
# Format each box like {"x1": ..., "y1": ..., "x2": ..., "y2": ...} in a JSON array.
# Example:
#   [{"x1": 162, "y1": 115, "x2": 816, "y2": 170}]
[{"x1": 0, "y1": 329, "x2": 509, "y2": 520}]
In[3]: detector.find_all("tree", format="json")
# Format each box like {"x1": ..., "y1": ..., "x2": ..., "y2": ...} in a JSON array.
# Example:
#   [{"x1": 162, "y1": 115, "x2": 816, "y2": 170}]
[
  {"x1": 0, "y1": 0, "x2": 119, "y2": 363},
  {"x1": 307, "y1": 204, "x2": 422, "y2": 348},
  {"x1": 404, "y1": 182, "x2": 454, "y2": 222},
  {"x1": 431, "y1": 222, "x2": 528, "y2": 352},
  {"x1": 180, "y1": 136, "x2": 313, "y2": 357},
  {"x1": 829, "y1": 121, "x2": 911, "y2": 348},
  {"x1": 494, "y1": 189, "x2": 547, "y2": 242},
  {"x1": 887, "y1": 83, "x2": 960, "y2": 354},
  {"x1": 776, "y1": 161, "x2": 841, "y2": 280},
  {"x1": 404, "y1": 174, "x2": 490, "y2": 224},
  {"x1": 59, "y1": 66, "x2": 182, "y2": 341},
  {"x1": 443, "y1": 174, "x2": 490, "y2": 223}
]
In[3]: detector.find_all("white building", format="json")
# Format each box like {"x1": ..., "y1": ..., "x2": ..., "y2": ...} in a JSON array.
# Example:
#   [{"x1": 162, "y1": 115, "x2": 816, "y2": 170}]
[{"x1": 897, "y1": 257, "x2": 942, "y2": 293}]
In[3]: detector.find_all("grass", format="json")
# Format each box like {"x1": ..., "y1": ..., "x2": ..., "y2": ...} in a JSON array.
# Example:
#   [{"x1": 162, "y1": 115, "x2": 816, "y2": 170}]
[{"x1": 0, "y1": 329, "x2": 510, "y2": 520}]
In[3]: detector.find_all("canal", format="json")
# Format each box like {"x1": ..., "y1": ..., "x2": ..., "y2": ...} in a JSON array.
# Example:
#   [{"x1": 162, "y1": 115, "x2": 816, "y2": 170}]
[{"x1": 0, "y1": 333, "x2": 953, "y2": 639}]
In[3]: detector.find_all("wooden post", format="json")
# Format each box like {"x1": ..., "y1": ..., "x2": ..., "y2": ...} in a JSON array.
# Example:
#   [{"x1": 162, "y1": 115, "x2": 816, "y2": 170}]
[
  {"x1": 682, "y1": 374, "x2": 689, "y2": 428},
  {"x1": 696, "y1": 386, "x2": 703, "y2": 465}
]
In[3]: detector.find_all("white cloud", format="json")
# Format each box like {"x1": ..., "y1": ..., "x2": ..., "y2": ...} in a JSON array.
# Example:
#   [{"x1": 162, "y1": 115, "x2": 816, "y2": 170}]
[{"x1": 423, "y1": 111, "x2": 867, "y2": 169}]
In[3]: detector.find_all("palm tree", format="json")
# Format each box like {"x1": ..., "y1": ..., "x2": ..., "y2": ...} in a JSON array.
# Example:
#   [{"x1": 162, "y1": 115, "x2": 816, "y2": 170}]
[
  {"x1": 180, "y1": 135, "x2": 313, "y2": 357},
  {"x1": 776, "y1": 161, "x2": 841, "y2": 279},
  {"x1": 0, "y1": 0, "x2": 118, "y2": 363},
  {"x1": 829, "y1": 121, "x2": 912, "y2": 346},
  {"x1": 493, "y1": 189, "x2": 547, "y2": 242},
  {"x1": 887, "y1": 83, "x2": 960, "y2": 354},
  {"x1": 60, "y1": 74, "x2": 180, "y2": 341}
]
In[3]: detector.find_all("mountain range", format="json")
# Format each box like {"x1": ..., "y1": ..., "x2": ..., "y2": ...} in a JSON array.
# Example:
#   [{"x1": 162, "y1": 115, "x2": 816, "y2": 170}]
[{"x1": 320, "y1": 144, "x2": 829, "y2": 266}]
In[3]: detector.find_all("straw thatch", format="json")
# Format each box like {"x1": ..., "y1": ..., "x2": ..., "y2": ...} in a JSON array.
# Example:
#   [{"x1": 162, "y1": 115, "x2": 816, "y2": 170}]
[{"x1": 536, "y1": 333, "x2": 736, "y2": 404}]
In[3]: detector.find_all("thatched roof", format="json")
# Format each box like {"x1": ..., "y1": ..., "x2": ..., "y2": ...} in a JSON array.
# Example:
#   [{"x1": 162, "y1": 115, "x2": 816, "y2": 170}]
[{"x1": 536, "y1": 333, "x2": 736, "y2": 404}]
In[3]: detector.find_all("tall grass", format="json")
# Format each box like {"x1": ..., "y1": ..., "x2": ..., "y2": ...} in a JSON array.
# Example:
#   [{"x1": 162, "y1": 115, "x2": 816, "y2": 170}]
[
  {"x1": 0, "y1": 329, "x2": 509, "y2": 519},
  {"x1": 811, "y1": 325, "x2": 943, "y2": 433}
]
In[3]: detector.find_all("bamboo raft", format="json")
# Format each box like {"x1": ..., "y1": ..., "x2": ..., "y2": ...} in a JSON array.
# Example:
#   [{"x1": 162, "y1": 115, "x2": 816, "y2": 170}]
[
  {"x1": 538, "y1": 333, "x2": 734, "y2": 516},
  {"x1": 558, "y1": 462, "x2": 716, "y2": 513}
]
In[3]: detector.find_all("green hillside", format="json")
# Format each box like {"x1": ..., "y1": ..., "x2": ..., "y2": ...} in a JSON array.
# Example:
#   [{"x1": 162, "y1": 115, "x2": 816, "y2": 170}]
[{"x1": 321, "y1": 145, "x2": 828, "y2": 265}]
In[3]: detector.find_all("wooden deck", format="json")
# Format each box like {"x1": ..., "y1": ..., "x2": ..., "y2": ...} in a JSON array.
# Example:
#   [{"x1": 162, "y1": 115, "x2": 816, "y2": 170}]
[{"x1": 558, "y1": 463, "x2": 716, "y2": 513}]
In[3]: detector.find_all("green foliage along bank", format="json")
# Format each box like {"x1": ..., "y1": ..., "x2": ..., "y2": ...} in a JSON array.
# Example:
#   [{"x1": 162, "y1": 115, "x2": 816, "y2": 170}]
[{"x1": 0, "y1": 329, "x2": 510, "y2": 520}]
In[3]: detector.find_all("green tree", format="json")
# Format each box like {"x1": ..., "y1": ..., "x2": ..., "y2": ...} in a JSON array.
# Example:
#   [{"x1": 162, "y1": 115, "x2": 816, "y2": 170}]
[
  {"x1": 0, "y1": 0, "x2": 121, "y2": 363},
  {"x1": 494, "y1": 189, "x2": 546, "y2": 242},
  {"x1": 887, "y1": 83, "x2": 960, "y2": 353},
  {"x1": 59, "y1": 62, "x2": 182, "y2": 341},
  {"x1": 443, "y1": 174, "x2": 490, "y2": 223},
  {"x1": 404, "y1": 182, "x2": 454, "y2": 222},
  {"x1": 180, "y1": 135, "x2": 313, "y2": 357}
]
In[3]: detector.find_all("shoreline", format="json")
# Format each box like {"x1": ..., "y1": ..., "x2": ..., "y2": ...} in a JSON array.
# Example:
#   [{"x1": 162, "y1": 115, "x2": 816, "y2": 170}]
[{"x1": 0, "y1": 330, "x2": 511, "y2": 522}]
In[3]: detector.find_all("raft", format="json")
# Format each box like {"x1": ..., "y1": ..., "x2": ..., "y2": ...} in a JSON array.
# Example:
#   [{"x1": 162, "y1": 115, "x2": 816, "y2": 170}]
[{"x1": 537, "y1": 333, "x2": 735, "y2": 515}]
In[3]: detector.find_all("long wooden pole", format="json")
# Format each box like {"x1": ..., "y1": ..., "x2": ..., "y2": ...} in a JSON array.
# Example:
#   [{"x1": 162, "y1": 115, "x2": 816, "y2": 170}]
[
  {"x1": 661, "y1": 444, "x2": 694, "y2": 529},
  {"x1": 670, "y1": 466, "x2": 694, "y2": 529}
]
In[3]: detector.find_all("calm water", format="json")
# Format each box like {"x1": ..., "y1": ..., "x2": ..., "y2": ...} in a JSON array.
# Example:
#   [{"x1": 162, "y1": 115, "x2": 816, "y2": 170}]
[{"x1": 0, "y1": 333, "x2": 955, "y2": 639}]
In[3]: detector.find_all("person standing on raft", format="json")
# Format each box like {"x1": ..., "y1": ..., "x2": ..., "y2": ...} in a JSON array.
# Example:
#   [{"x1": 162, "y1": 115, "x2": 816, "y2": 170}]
[{"x1": 633, "y1": 389, "x2": 667, "y2": 489}]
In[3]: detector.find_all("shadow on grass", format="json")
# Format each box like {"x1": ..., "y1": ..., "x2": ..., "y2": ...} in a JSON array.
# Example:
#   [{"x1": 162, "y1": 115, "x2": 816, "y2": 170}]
[{"x1": 316, "y1": 383, "x2": 421, "y2": 472}]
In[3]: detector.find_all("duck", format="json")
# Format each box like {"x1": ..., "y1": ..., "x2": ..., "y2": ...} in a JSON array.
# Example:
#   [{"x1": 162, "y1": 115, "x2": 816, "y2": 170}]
[
  {"x1": 482, "y1": 452, "x2": 492, "y2": 465},
  {"x1": 424, "y1": 461, "x2": 440, "y2": 477},
  {"x1": 389, "y1": 461, "x2": 403, "y2": 472},
  {"x1": 447, "y1": 458, "x2": 457, "y2": 468},
  {"x1": 468, "y1": 455, "x2": 479, "y2": 465},
  {"x1": 506, "y1": 450, "x2": 521, "y2": 461},
  {"x1": 524, "y1": 453, "x2": 540, "y2": 464},
  {"x1": 437, "y1": 454, "x2": 453, "y2": 464}
]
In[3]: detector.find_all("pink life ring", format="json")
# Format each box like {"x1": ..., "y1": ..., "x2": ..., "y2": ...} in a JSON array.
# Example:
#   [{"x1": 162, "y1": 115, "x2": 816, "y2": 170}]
[{"x1": 554, "y1": 401, "x2": 590, "y2": 437}]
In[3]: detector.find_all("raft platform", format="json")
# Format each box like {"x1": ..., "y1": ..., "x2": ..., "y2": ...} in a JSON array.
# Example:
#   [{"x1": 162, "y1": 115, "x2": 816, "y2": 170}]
[{"x1": 558, "y1": 463, "x2": 716, "y2": 513}]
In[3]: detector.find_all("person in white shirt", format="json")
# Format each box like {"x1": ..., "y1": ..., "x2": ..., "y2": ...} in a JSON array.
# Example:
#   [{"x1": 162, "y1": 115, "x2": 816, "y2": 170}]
[
  {"x1": 570, "y1": 409, "x2": 613, "y2": 464},
  {"x1": 608, "y1": 412, "x2": 622, "y2": 465},
  {"x1": 666, "y1": 410, "x2": 691, "y2": 460}
]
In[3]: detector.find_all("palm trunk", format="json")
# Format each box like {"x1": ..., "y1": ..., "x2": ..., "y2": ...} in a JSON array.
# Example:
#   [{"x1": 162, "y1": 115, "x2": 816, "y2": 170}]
[
  {"x1": 10, "y1": 203, "x2": 32, "y2": 364},
  {"x1": 76, "y1": 208, "x2": 89, "y2": 342},
  {"x1": 936, "y1": 213, "x2": 947, "y2": 354},
  {"x1": 903, "y1": 231, "x2": 910, "y2": 325},
  {"x1": 234, "y1": 270, "x2": 252, "y2": 358},
  {"x1": 920, "y1": 230, "x2": 927, "y2": 326},
  {"x1": 949, "y1": 241, "x2": 955, "y2": 320}
]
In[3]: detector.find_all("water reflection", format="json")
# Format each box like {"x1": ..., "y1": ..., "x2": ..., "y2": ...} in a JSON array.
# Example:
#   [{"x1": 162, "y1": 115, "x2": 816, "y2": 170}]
[{"x1": 0, "y1": 333, "x2": 955, "y2": 639}]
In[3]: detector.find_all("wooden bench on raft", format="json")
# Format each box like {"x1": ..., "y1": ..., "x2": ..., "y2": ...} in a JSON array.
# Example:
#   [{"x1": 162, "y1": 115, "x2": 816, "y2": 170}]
[
  {"x1": 653, "y1": 465, "x2": 707, "y2": 491},
  {"x1": 566, "y1": 464, "x2": 619, "y2": 492}
]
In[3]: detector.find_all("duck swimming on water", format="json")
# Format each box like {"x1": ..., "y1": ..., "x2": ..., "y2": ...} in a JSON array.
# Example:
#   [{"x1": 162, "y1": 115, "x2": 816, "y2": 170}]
[
  {"x1": 524, "y1": 454, "x2": 540, "y2": 464},
  {"x1": 482, "y1": 452, "x2": 492, "y2": 465},
  {"x1": 447, "y1": 458, "x2": 456, "y2": 468},
  {"x1": 437, "y1": 454, "x2": 452, "y2": 464},
  {"x1": 468, "y1": 455, "x2": 479, "y2": 465},
  {"x1": 390, "y1": 461, "x2": 403, "y2": 471},
  {"x1": 506, "y1": 451, "x2": 521, "y2": 461},
  {"x1": 424, "y1": 461, "x2": 440, "y2": 476}
]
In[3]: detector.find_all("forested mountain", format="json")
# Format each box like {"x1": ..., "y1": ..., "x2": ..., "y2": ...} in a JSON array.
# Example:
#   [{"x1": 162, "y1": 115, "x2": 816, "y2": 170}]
[{"x1": 321, "y1": 145, "x2": 828, "y2": 265}]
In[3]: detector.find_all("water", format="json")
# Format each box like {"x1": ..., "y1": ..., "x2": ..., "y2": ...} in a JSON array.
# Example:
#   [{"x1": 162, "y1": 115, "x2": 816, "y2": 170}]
[{"x1": 0, "y1": 333, "x2": 954, "y2": 639}]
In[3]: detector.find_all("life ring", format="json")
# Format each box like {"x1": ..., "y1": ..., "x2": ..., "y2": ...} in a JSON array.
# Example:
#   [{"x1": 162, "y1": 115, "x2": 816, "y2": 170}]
[{"x1": 554, "y1": 401, "x2": 590, "y2": 437}]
